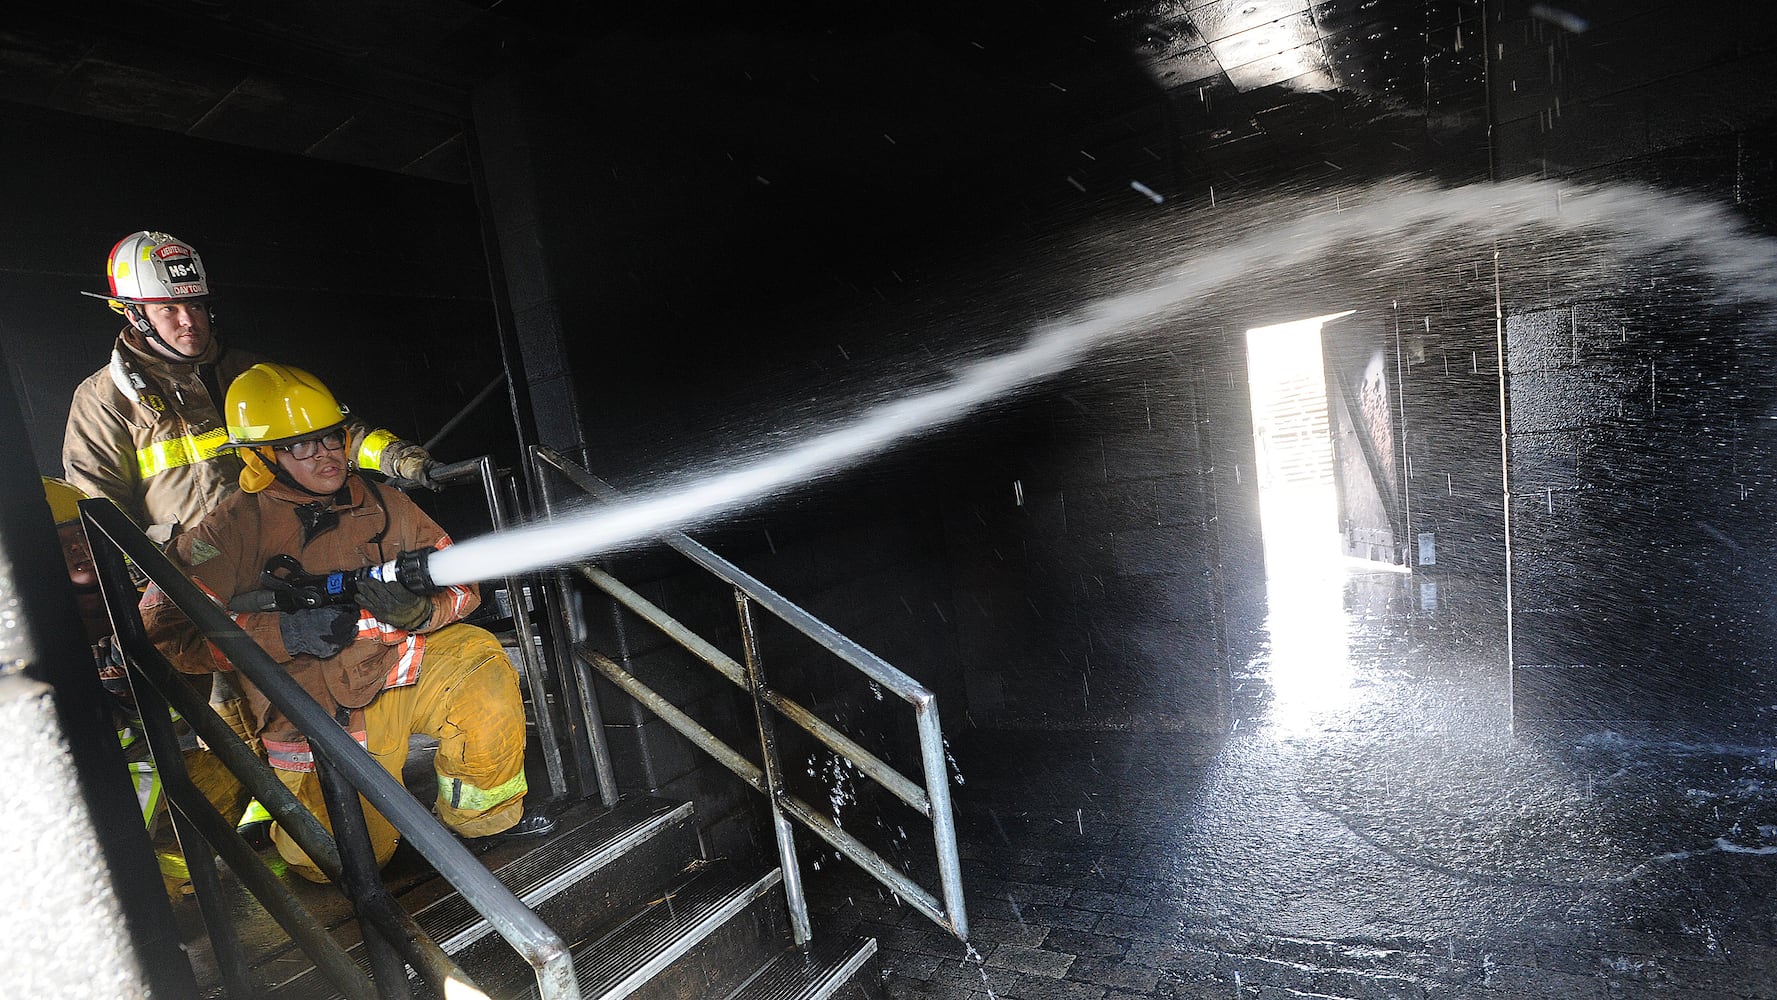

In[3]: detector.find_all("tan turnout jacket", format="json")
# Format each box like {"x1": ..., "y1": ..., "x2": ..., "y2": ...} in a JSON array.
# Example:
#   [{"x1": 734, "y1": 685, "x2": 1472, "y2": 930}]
[
  {"x1": 141, "y1": 474, "x2": 479, "y2": 751},
  {"x1": 63, "y1": 330, "x2": 265, "y2": 541}
]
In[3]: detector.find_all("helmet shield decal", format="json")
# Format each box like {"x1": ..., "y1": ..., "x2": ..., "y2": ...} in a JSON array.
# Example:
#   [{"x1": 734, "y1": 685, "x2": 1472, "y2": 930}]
[{"x1": 87, "y1": 231, "x2": 211, "y2": 303}]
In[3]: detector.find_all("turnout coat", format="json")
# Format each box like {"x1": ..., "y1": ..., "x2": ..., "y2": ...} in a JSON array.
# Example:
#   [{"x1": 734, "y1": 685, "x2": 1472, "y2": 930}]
[
  {"x1": 63, "y1": 330, "x2": 265, "y2": 542},
  {"x1": 142, "y1": 474, "x2": 479, "y2": 756}
]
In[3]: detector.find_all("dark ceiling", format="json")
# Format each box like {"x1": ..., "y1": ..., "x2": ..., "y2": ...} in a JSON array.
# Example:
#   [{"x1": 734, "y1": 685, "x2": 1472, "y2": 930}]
[{"x1": 0, "y1": 1, "x2": 1437, "y2": 188}]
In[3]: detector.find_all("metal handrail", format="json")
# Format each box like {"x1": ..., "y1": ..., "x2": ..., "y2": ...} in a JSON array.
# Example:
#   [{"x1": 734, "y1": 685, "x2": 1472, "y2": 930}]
[
  {"x1": 80, "y1": 497, "x2": 582, "y2": 1000},
  {"x1": 577, "y1": 564, "x2": 930, "y2": 813},
  {"x1": 426, "y1": 456, "x2": 576, "y2": 801},
  {"x1": 529, "y1": 445, "x2": 969, "y2": 942}
]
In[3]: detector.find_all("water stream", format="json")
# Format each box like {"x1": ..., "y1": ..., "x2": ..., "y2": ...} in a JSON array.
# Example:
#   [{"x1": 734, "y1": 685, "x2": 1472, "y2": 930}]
[{"x1": 425, "y1": 178, "x2": 1777, "y2": 588}]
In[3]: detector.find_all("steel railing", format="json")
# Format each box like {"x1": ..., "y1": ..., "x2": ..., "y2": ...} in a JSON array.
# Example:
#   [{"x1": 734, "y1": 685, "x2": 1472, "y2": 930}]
[
  {"x1": 529, "y1": 445, "x2": 969, "y2": 943},
  {"x1": 81, "y1": 493, "x2": 582, "y2": 1000},
  {"x1": 426, "y1": 456, "x2": 610, "y2": 804}
]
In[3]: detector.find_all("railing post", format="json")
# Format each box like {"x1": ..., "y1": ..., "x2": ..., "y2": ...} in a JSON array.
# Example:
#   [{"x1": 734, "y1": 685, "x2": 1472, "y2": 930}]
[
  {"x1": 90, "y1": 524, "x2": 385, "y2": 999},
  {"x1": 529, "y1": 448, "x2": 618, "y2": 806},
  {"x1": 734, "y1": 592, "x2": 811, "y2": 946},
  {"x1": 477, "y1": 457, "x2": 570, "y2": 801},
  {"x1": 527, "y1": 445, "x2": 970, "y2": 943},
  {"x1": 90, "y1": 539, "x2": 252, "y2": 995},
  {"x1": 914, "y1": 701, "x2": 969, "y2": 941},
  {"x1": 315, "y1": 754, "x2": 413, "y2": 1000},
  {"x1": 136, "y1": 686, "x2": 249, "y2": 995},
  {"x1": 80, "y1": 498, "x2": 575, "y2": 999}
]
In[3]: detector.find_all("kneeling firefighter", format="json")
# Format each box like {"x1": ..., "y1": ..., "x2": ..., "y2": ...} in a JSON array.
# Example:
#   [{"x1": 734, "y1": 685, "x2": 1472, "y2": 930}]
[{"x1": 141, "y1": 363, "x2": 552, "y2": 883}]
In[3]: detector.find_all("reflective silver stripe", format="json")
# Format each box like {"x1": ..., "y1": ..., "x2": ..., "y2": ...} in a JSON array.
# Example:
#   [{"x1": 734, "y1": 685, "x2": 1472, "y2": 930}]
[{"x1": 265, "y1": 739, "x2": 316, "y2": 773}]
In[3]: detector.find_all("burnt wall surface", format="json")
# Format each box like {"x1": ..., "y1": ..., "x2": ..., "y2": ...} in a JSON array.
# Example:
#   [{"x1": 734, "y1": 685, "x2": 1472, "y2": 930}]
[
  {"x1": 1491, "y1": 2, "x2": 1777, "y2": 727},
  {"x1": 489, "y1": 2, "x2": 1497, "y2": 746},
  {"x1": 0, "y1": 104, "x2": 504, "y2": 533}
]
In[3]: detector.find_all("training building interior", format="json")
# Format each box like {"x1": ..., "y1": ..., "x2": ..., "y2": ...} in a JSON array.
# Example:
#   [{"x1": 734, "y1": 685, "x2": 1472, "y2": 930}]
[{"x1": 2, "y1": 1, "x2": 1776, "y2": 998}]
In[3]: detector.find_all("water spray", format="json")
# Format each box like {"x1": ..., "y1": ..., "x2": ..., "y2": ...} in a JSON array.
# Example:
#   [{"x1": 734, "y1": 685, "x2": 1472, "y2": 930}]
[{"x1": 349, "y1": 178, "x2": 1777, "y2": 593}]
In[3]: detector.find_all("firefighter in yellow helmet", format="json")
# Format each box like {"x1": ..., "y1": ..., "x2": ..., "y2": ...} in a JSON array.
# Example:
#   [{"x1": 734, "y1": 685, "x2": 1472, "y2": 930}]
[
  {"x1": 141, "y1": 364, "x2": 552, "y2": 883},
  {"x1": 42, "y1": 477, "x2": 247, "y2": 900}
]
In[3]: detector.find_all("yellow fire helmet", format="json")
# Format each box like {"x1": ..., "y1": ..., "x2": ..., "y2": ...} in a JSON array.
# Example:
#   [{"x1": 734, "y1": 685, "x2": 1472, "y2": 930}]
[
  {"x1": 221, "y1": 363, "x2": 349, "y2": 493},
  {"x1": 42, "y1": 477, "x2": 88, "y2": 526}
]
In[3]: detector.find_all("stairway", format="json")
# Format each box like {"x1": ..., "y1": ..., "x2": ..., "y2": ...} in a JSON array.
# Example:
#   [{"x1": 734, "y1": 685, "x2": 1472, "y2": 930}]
[{"x1": 200, "y1": 795, "x2": 882, "y2": 1000}]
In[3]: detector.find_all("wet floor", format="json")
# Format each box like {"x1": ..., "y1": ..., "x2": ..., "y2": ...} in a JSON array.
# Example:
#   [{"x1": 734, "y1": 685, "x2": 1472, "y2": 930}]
[{"x1": 806, "y1": 568, "x2": 1777, "y2": 999}]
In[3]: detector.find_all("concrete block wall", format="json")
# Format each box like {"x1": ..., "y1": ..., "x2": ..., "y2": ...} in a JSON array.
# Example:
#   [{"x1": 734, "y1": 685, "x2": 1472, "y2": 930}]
[
  {"x1": 1489, "y1": 0, "x2": 1777, "y2": 182},
  {"x1": 1393, "y1": 276, "x2": 1513, "y2": 585},
  {"x1": 941, "y1": 363, "x2": 1228, "y2": 734},
  {"x1": 1506, "y1": 285, "x2": 1777, "y2": 723},
  {"x1": 470, "y1": 0, "x2": 1501, "y2": 787},
  {"x1": 1490, "y1": 3, "x2": 1777, "y2": 728}
]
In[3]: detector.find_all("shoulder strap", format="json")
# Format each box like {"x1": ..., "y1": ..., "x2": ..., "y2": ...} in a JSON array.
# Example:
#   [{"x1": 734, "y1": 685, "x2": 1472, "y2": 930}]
[{"x1": 107, "y1": 348, "x2": 175, "y2": 419}]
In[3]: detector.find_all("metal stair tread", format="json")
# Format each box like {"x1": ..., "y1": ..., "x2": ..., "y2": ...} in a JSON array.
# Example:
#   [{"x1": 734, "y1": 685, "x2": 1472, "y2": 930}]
[
  {"x1": 724, "y1": 933, "x2": 880, "y2": 1000},
  {"x1": 412, "y1": 796, "x2": 696, "y2": 956},
  {"x1": 258, "y1": 795, "x2": 694, "y2": 994},
  {"x1": 521, "y1": 865, "x2": 784, "y2": 1000}
]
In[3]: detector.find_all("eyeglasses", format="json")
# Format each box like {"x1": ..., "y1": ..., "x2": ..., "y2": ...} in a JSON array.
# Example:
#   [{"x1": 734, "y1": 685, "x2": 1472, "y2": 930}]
[{"x1": 279, "y1": 429, "x2": 347, "y2": 460}]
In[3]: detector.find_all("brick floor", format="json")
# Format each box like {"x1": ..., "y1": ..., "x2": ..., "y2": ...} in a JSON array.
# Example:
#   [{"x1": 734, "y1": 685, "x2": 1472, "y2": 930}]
[{"x1": 803, "y1": 573, "x2": 1777, "y2": 1000}]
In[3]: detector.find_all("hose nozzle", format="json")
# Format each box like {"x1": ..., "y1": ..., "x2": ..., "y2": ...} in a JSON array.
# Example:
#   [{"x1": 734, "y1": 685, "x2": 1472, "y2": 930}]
[
  {"x1": 370, "y1": 547, "x2": 438, "y2": 595},
  {"x1": 227, "y1": 547, "x2": 441, "y2": 613}
]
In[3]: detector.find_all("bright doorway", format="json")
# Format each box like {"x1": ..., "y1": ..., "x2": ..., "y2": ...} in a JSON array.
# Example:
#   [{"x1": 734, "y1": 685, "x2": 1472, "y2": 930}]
[
  {"x1": 1245, "y1": 312, "x2": 1351, "y2": 577},
  {"x1": 1245, "y1": 311, "x2": 1355, "y2": 729}
]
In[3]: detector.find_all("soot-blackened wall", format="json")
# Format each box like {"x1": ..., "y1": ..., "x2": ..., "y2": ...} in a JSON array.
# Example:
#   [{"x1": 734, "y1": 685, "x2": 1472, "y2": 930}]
[
  {"x1": 485, "y1": 4, "x2": 1500, "y2": 764},
  {"x1": 0, "y1": 103, "x2": 502, "y2": 533},
  {"x1": 1493, "y1": 2, "x2": 1777, "y2": 728}
]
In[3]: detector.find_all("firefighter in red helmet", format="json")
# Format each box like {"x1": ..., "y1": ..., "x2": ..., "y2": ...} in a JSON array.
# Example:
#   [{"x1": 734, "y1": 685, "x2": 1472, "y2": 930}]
[
  {"x1": 63, "y1": 230, "x2": 445, "y2": 845},
  {"x1": 63, "y1": 230, "x2": 442, "y2": 544}
]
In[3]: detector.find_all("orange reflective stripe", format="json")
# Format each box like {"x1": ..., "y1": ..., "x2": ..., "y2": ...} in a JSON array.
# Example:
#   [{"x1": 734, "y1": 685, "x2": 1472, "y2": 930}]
[
  {"x1": 384, "y1": 634, "x2": 425, "y2": 689},
  {"x1": 137, "y1": 427, "x2": 229, "y2": 479}
]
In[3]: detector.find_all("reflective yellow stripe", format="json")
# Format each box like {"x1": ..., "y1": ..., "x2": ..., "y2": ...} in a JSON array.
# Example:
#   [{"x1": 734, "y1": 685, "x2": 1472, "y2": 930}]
[
  {"x1": 356, "y1": 428, "x2": 399, "y2": 473},
  {"x1": 440, "y1": 768, "x2": 528, "y2": 812},
  {"x1": 156, "y1": 851, "x2": 189, "y2": 882},
  {"x1": 129, "y1": 762, "x2": 161, "y2": 827},
  {"x1": 136, "y1": 427, "x2": 230, "y2": 479},
  {"x1": 238, "y1": 799, "x2": 273, "y2": 827}
]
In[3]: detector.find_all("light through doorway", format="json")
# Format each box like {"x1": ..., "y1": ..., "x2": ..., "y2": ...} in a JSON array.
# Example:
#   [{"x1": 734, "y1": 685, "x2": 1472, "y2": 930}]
[
  {"x1": 1245, "y1": 310, "x2": 1355, "y2": 728},
  {"x1": 1246, "y1": 312, "x2": 1352, "y2": 576}
]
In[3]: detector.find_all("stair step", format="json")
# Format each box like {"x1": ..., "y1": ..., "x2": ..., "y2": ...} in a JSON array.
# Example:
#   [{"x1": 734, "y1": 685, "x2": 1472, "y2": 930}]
[
  {"x1": 262, "y1": 796, "x2": 698, "y2": 997},
  {"x1": 421, "y1": 800, "x2": 696, "y2": 958},
  {"x1": 727, "y1": 934, "x2": 882, "y2": 1000},
  {"x1": 513, "y1": 865, "x2": 785, "y2": 1000}
]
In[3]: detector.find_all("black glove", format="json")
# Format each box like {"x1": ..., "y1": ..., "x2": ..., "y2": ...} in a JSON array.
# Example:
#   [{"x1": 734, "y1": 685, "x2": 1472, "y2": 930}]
[
  {"x1": 356, "y1": 576, "x2": 432, "y2": 631},
  {"x1": 279, "y1": 605, "x2": 359, "y2": 659}
]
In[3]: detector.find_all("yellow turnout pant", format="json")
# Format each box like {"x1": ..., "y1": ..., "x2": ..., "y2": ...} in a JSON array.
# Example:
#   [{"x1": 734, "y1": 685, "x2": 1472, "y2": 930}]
[{"x1": 271, "y1": 625, "x2": 528, "y2": 883}]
